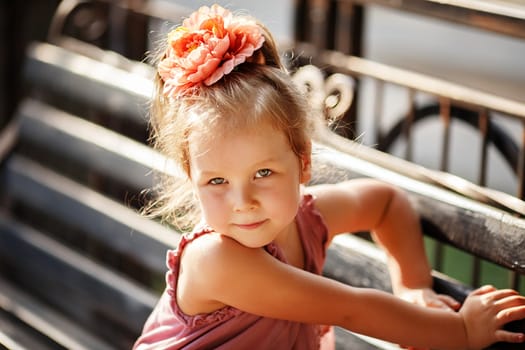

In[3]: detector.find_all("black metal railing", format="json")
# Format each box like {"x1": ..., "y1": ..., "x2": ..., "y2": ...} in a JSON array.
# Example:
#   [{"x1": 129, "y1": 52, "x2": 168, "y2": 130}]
[{"x1": 291, "y1": 0, "x2": 525, "y2": 295}]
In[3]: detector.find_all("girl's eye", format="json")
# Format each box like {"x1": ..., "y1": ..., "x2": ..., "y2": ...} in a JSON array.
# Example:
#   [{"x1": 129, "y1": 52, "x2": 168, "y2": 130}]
[
  {"x1": 255, "y1": 169, "x2": 272, "y2": 178},
  {"x1": 209, "y1": 178, "x2": 226, "y2": 185}
]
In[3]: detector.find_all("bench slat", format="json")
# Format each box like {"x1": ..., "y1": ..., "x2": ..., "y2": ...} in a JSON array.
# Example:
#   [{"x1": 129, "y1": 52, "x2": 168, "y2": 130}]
[
  {"x1": 24, "y1": 42, "x2": 151, "y2": 124},
  {"x1": 326, "y1": 235, "x2": 524, "y2": 349},
  {"x1": 2, "y1": 155, "x2": 177, "y2": 275},
  {"x1": 312, "y1": 140, "x2": 525, "y2": 274},
  {"x1": 0, "y1": 215, "x2": 156, "y2": 348},
  {"x1": 0, "y1": 276, "x2": 114, "y2": 350},
  {"x1": 17, "y1": 99, "x2": 173, "y2": 191},
  {"x1": 327, "y1": 234, "x2": 473, "y2": 302},
  {"x1": 0, "y1": 323, "x2": 46, "y2": 350}
]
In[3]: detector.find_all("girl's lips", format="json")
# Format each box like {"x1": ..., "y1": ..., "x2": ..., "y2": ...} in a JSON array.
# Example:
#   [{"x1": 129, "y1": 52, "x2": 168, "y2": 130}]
[{"x1": 234, "y1": 219, "x2": 267, "y2": 230}]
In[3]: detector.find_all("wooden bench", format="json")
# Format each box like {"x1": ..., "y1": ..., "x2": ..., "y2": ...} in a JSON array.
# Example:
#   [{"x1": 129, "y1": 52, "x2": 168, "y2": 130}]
[
  {"x1": 0, "y1": 41, "x2": 179, "y2": 349},
  {"x1": 0, "y1": 98, "x2": 181, "y2": 348},
  {"x1": 1, "y1": 40, "x2": 524, "y2": 349}
]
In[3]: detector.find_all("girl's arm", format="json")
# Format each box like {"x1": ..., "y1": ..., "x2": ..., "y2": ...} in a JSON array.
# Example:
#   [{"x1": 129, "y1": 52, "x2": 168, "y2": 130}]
[
  {"x1": 309, "y1": 179, "x2": 458, "y2": 309},
  {"x1": 183, "y1": 233, "x2": 525, "y2": 349}
]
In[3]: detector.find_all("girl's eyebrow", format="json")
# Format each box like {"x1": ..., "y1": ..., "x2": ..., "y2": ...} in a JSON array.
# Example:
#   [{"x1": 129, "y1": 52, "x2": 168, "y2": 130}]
[
  {"x1": 254, "y1": 157, "x2": 279, "y2": 165},
  {"x1": 257, "y1": 152, "x2": 292, "y2": 163},
  {"x1": 195, "y1": 170, "x2": 221, "y2": 178}
]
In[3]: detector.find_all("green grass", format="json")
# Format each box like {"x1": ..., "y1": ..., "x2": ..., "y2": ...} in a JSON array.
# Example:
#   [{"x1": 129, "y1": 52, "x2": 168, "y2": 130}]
[{"x1": 424, "y1": 237, "x2": 524, "y2": 294}]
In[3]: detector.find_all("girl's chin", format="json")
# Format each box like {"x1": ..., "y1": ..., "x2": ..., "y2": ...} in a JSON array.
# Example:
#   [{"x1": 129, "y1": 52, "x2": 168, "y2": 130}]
[{"x1": 228, "y1": 234, "x2": 276, "y2": 249}]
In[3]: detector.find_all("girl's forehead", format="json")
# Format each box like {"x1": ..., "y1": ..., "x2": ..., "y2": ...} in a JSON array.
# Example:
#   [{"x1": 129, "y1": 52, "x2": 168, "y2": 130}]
[
  {"x1": 188, "y1": 119, "x2": 288, "y2": 156},
  {"x1": 189, "y1": 113, "x2": 281, "y2": 139}
]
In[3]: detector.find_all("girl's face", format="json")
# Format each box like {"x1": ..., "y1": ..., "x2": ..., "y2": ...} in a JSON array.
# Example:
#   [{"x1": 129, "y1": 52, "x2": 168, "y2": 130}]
[{"x1": 188, "y1": 119, "x2": 311, "y2": 248}]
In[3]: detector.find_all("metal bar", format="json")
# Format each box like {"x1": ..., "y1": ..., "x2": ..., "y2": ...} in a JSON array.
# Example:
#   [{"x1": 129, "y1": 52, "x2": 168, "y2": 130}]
[
  {"x1": 334, "y1": 0, "x2": 363, "y2": 55},
  {"x1": 331, "y1": 0, "x2": 363, "y2": 139},
  {"x1": 311, "y1": 49, "x2": 525, "y2": 120},
  {"x1": 336, "y1": 0, "x2": 525, "y2": 40},
  {"x1": 403, "y1": 89, "x2": 416, "y2": 161},
  {"x1": 373, "y1": 80, "x2": 384, "y2": 146},
  {"x1": 308, "y1": 0, "x2": 330, "y2": 49},
  {"x1": 294, "y1": 0, "x2": 309, "y2": 43},
  {"x1": 519, "y1": 120, "x2": 525, "y2": 200},
  {"x1": 512, "y1": 273, "x2": 522, "y2": 292},
  {"x1": 478, "y1": 109, "x2": 489, "y2": 187},
  {"x1": 333, "y1": 0, "x2": 350, "y2": 53},
  {"x1": 108, "y1": 0, "x2": 128, "y2": 55},
  {"x1": 472, "y1": 109, "x2": 490, "y2": 287},
  {"x1": 121, "y1": 0, "x2": 150, "y2": 61},
  {"x1": 512, "y1": 120, "x2": 525, "y2": 289},
  {"x1": 439, "y1": 98, "x2": 451, "y2": 172}
]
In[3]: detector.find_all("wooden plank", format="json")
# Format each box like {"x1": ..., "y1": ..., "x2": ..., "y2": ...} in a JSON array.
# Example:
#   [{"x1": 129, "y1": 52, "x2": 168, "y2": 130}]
[
  {"x1": 327, "y1": 234, "x2": 472, "y2": 301},
  {"x1": 325, "y1": 235, "x2": 391, "y2": 291},
  {"x1": 0, "y1": 216, "x2": 157, "y2": 348},
  {"x1": 328, "y1": 235, "x2": 400, "y2": 350},
  {"x1": 0, "y1": 276, "x2": 114, "y2": 350},
  {"x1": 339, "y1": 0, "x2": 525, "y2": 40},
  {"x1": 311, "y1": 132, "x2": 525, "y2": 274},
  {"x1": 0, "y1": 118, "x2": 18, "y2": 164},
  {"x1": 326, "y1": 234, "x2": 473, "y2": 349},
  {"x1": 335, "y1": 327, "x2": 390, "y2": 350},
  {"x1": 325, "y1": 234, "x2": 524, "y2": 350},
  {"x1": 16, "y1": 99, "x2": 183, "y2": 191},
  {"x1": 23, "y1": 42, "x2": 152, "y2": 124},
  {"x1": 0, "y1": 319, "x2": 46, "y2": 350},
  {"x1": 2, "y1": 155, "x2": 178, "y2": 275},
  {"x1": 344, "y1": 0, "x2": 525, "y2": 21}
]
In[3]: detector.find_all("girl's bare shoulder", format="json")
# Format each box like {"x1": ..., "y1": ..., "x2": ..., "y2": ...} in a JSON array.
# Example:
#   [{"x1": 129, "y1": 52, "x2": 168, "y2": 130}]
[{"x1": 177, "y1": 233, "x2": 245, "y2": 314}]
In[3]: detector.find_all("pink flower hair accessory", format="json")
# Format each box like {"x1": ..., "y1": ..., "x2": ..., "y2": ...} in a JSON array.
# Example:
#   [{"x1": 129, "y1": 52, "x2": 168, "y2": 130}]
[{"x1": 158, "y1": 4, "x2": 266, "y2": 98}]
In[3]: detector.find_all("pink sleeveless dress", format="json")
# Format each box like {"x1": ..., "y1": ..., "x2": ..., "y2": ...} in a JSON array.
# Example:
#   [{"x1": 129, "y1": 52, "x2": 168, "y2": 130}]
[{"x1": 134, "y1": 194, "x2": 334, "y2": 349}]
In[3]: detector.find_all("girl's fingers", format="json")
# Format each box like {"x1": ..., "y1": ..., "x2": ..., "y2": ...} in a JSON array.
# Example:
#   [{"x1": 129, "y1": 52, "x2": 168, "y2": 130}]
[
  {"x1": 497, "y1": 305, "x2": 525, "y2": 325},
  {"x1": 470, "y1": 285, "x2": 497, "y2": 296},
  {"x1": 437, "y1": 294, "x2": 461, "y2": 311},
  {"x1": 495, "y1": 295, "x2": 525, "y2": 309},
  {"x1": 494, "y1": 329, "x2": 525, "y2": 344},
  {"x1": 485, "y1": 289, "x2": 519, "y2": 301}
]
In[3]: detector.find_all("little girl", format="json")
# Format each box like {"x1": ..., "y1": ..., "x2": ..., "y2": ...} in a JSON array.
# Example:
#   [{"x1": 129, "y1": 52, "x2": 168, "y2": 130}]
[{"x1": 134, "y1": 4, "x2": 525, "y2": 349}]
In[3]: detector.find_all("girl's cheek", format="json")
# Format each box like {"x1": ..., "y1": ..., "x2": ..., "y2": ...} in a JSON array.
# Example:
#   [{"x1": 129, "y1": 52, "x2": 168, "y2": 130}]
[{"x1": 202, "y1": 192, "x2": 227, "y2": 211}]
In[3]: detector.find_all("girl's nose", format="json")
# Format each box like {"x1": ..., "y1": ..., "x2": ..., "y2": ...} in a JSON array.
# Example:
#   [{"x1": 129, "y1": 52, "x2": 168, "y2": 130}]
[{"x1": 232, "y1": 185, "x2": 258, "y2": 212}]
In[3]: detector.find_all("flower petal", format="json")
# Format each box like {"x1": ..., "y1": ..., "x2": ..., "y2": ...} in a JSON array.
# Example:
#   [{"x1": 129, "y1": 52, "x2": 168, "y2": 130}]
[{"x1": 157, "y1": 4, "x2": 266, "y2": 97}]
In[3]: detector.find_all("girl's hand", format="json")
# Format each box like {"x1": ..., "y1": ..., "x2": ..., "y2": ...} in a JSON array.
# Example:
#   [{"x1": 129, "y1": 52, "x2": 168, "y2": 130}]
[
  {"x1": 397, "y1": 287, "x2": 460, "y2": 350},
  {"x1": 460, "y1": 285, "x2": 525, "y2": 349}
]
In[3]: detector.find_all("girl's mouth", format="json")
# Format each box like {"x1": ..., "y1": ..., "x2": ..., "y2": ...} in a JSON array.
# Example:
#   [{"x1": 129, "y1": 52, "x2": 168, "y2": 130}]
[{"x1": 234, "y1": 220, "x2": 267, "y2": 230}]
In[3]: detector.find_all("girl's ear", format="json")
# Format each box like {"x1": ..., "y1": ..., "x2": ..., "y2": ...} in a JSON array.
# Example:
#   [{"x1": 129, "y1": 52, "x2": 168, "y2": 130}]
[{"x1": 300, "y1": 141, "x2": 312, "y2": 184}]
